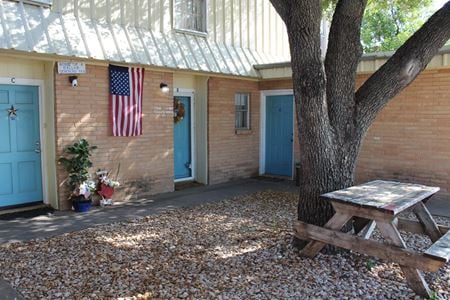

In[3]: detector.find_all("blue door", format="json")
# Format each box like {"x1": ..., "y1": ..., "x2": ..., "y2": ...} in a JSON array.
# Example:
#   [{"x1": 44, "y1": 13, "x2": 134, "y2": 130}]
[
  {"x1": 0, "y1": 85, "x2": 43, "y2": 208},
  {"x1": 265, "y1": 95, "x2": 294, "y2": 177},
  {"x1": 174, "y1": 96, "x2": 192, "y2": 180}
]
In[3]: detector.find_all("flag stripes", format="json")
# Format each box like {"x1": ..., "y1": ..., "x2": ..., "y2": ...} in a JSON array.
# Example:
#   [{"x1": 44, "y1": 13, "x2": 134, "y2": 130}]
[{"x1": 109, "y1": 65, "x2": 144, "y2": 136}]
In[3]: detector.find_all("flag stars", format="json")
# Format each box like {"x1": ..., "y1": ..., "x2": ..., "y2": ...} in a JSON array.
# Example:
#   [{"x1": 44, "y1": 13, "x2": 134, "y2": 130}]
[{"x1": 110, "y1": 67, "x2": 131, "y2": 96}]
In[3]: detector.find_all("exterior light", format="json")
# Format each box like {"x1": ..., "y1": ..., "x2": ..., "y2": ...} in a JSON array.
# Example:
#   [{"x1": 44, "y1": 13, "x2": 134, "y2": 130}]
[
  {"x1": 69, "y1": 76, "x2": 78, "y2": 87},
  {"x1": 160, "y1": 82, "x2": 170, "y2": 93}
]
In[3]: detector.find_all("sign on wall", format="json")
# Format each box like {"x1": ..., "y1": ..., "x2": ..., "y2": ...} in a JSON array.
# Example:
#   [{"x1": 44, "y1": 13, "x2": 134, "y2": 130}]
[{"x1": 57, "y1": 62, "x2": 86, "y2": 74}]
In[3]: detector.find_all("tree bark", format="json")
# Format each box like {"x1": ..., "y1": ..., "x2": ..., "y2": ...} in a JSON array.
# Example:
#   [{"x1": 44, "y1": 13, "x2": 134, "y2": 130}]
[
  {"x1": 270, "y1": 0, "x2": 450, "y2": 250},
  {"x1": 274, "y1": 0, "x2": 365, "y2": 232}
]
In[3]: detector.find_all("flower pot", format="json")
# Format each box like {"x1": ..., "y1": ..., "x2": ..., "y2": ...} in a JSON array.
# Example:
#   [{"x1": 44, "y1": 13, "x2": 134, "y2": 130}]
[
  {"x1": 72, "y1": 196, "x2": 92, "y2": 213},
  {"x1": 99, "y1": 184, "x2": 115, "y2": 199}
]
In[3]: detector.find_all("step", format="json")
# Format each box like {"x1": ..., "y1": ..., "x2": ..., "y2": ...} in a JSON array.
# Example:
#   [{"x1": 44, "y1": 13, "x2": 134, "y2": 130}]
[
  {"x1": 0, "y1": 204, "x2": 48, "y2": 216},
  {"x1": 425, "y1": 230, "x2": 450, "y2": 263}
]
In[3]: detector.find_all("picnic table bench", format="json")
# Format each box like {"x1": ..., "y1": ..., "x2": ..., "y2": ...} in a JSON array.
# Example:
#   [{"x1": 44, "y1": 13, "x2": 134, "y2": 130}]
[{"x1": 293, "y1": 180, "x2": 450, "y2": 297}]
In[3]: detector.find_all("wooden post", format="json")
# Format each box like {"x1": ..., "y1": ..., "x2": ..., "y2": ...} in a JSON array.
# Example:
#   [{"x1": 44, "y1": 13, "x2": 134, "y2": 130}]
[
  {"x1": 397, "y1": 218, "x2": 449, "y2": 235},
  {"x1": 413, "y1": 202, "x2": 442, "y2": 242},
  {"x1": 300, "y1": 211, "x2": 352, "y2": 257},
  {"x1": 353, "y1": 217, "x2": 370, "y2": 234},
  {"x1": 376, "y1": 220, "x2": 432, "y2": 297},
  {"x1": 360, "y1": 220, "x2": 376, "y2": 240}
]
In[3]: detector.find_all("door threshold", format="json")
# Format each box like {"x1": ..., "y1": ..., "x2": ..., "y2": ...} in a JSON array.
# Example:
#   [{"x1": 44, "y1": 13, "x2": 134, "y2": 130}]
[
  {"x1": 174, "y1": 176, "x2": 194, "y2": 183},
  {"x1": 0, "y1": 203, "x2": 48, "y2": 216},
  {"x1": 175, "y1": 181, "x2": 204, "y2": 191},
  {"x1": 257, "y1": 175, "x2": 293, "y2": 181}
]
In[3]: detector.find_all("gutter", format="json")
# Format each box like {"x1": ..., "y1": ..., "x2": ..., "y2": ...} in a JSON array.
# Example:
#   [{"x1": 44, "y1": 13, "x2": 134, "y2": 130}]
[{"x1": 253, "y1": 44, "x2": 450, "y2": 71}]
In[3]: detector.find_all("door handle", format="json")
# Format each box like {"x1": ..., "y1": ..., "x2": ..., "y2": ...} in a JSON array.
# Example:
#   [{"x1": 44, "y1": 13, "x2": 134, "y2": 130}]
[{"x1": 35, "y1": 141, "x2": 41, "y2": 153}]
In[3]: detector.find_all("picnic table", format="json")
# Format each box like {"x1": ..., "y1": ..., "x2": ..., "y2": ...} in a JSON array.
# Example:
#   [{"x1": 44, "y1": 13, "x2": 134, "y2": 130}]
[{"x1": 294, "y1": 180, "x2": 450, "y2": 297}]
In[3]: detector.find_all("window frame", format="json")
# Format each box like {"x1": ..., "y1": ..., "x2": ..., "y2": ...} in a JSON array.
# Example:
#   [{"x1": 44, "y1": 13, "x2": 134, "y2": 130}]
[
  {"x1": 172, "y1": 0, "x2": 208, "y2": 35},
  {"x1": 234, "y1": 92, "x2": 251, "y2": 130}
]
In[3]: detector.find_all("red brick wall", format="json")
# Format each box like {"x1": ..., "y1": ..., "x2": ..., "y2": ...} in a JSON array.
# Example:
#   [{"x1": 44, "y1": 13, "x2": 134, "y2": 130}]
[
  {"x1": 259, "y1": 70, "x2": 450, "y2": 200},
  {"x1": 356, "y1": 69, "x2": 450, "y2": 200},
  {"x1": 208, "y1": 77, "x2": 261, "y2": 184},
  {"x1": 54, "y1": 65, "x2": 450, "y2": 209},
  {"x1": 55, "y1": 64, "x2": 174, "y2": 210},
  {"x1": 259, "y1": 79, "x2": 293, "y2": 90}
]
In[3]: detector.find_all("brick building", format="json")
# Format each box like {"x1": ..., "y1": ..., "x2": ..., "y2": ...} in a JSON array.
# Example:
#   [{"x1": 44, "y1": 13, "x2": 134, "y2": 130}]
[{"x1": 0, "y1": 0, "x2": 449, "y2": 211}]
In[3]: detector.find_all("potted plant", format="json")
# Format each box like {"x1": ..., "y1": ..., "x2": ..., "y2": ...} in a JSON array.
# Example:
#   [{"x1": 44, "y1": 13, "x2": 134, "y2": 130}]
[{"x1": 58, "y1": 139, "x2": 97, "y2": 212}]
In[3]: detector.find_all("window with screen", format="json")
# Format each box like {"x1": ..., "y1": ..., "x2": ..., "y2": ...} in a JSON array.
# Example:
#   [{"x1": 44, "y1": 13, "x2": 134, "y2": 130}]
[
  {"x1": 173, "y1": 0, "x2": 207, "y2": 33},
  {"x1": 235, "y1": 93, "x2": 250, "y2": 130}
]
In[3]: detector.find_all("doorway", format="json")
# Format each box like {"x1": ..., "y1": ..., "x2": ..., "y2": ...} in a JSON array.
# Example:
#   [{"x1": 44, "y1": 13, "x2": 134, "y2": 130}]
[
  {"x1": 260, "y1": 91, "x2": 294, "y2": 178},
  {"x1": 173, "y1": 93, "x2": 195, "y2": 181},
  {"x1": 0, "y1": 84, "x2": 43, "y2": 209}
]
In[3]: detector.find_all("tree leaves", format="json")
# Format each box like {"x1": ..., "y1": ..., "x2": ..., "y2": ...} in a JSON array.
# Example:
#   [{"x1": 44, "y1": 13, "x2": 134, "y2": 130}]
[
  {"x1": 361, "y1": 0, "x2": 433, "y2": 52},
  {"x1": 321, "y1": 0, "x2": 434, "y2": 53}
]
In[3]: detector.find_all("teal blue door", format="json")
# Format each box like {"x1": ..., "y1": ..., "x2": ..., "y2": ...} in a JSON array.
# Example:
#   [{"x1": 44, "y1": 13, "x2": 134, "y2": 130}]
[
  {"x1": 265, "y1": 95, "x2": 294, "y2": 177},
  {"x1": 174, "y1": 96, "x2": 192, "y2": 180},
  {"x1": 0, "y1": 85, "x2": 43, "y2": 208}
]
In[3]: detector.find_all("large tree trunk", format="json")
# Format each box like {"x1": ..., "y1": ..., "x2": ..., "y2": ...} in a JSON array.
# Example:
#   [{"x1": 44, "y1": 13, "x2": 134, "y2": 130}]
[
  {"x1": 296, "y1": 140, "x2": 359, "y2": 227},
  {"x1": 288, "y1": 0, "x2": 366, "y2": 229},
  {"x1": 281, "y1": 0, "x2": 366, "y2": 233},
  {"x1": 269, "y1": 0, "x2": 450, "y2": 250}
]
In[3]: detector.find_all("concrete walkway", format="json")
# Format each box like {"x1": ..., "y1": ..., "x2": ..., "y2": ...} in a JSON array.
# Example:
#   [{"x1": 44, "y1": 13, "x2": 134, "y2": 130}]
[
  {"x1": 0, "y1": 177, "x2": 448, "y2": 245},
  {"x1": 0, "y1": 178, "x2": 297, "y2": 244}
]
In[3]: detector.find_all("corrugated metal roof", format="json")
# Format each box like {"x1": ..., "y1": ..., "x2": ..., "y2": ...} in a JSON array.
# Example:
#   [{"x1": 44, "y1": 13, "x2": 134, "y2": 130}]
[{"x1": 0, "y1": 1, "x2": 289, "y2": 77}]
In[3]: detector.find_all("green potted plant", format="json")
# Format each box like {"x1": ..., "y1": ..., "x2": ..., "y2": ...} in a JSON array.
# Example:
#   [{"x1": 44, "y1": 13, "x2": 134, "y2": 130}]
[{"x1": 58, "y1": 139, "x2": 97, "y2": 212}]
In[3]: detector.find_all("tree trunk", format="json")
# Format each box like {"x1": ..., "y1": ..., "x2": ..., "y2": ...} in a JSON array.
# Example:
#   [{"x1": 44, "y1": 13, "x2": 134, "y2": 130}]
[
  {"x1": 283, "y1": 0, "x2": 363, "y2": 234},
  {"x1": 268, "y1": 0, "x2": 450, "y2": 251},
  {"x1": 296, "y1": 144, "x2": 358, "y2": 227},
  {"x1": 294, "y1": 119, "x2": 362, "y2": 249}
]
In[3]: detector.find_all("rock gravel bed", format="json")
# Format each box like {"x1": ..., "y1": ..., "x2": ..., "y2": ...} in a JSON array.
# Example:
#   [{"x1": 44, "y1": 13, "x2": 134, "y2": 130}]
[{"x1": 0, "y1": 191, "x2": 449, "y2": 299}]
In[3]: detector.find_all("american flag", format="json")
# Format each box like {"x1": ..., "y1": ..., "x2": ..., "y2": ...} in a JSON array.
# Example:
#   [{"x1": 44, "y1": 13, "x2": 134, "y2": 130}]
[{"x1": 109, "y1": 65, "x2": 145, "y2": 136}]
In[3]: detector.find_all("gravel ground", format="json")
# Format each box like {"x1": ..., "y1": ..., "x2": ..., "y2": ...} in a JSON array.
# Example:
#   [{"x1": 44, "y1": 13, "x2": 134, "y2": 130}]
[{"x1": 0, "y1": 191, "x2": 449, "y2": 299}]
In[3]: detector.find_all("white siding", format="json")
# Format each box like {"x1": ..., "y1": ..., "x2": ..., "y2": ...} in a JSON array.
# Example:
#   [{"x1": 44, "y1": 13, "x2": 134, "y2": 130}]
[
  {"x1": 0, "y1": 0, "x2": 291, "y2": 77},
  {"x1": 58, "y1": 0, "x2": 291, "y2": 58}
]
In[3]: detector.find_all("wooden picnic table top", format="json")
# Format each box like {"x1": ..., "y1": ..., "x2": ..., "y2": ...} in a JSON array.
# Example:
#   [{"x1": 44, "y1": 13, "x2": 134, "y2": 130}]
[{"x1": 321, "y1": 180, "x2": 440, "y2": 215}]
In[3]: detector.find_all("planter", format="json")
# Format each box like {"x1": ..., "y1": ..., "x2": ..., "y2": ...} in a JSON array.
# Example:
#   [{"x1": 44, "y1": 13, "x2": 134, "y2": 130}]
[
  {"x1": 72, "y1": 196, "x2": 92, "y2": 213},
  {"x1": 99, "y1": 183, "x2": 115, "y2": 199},
  {"x1": 97, "y1": 182, "x2": 116, "y2": 207}
]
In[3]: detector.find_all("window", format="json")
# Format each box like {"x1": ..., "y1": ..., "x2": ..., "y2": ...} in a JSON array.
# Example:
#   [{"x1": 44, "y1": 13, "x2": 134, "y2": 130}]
[
  {"x1": 235, "y1": 93, "x2": 250, "y2": 130},
  {"x1": 173, "y1": 0, "x2": 207, "y2": 33}
]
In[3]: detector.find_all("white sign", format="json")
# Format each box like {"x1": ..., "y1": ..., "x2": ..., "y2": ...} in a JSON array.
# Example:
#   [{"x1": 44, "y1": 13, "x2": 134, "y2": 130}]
[{"x1": 57, "y1": 62, "x2": 86, "y2": 74}]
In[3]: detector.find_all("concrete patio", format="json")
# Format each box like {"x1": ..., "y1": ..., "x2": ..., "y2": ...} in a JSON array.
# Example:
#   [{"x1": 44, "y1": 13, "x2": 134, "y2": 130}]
[{"x1": 0, "y1": 178, "x2": 297, "y2": 244}]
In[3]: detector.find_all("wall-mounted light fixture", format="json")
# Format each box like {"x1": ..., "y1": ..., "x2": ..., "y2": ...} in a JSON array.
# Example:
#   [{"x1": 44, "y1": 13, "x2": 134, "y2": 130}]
[
  {"x1": 160, "y1": 82, "x2": 170, "y2": 93},
  {"x1": 69, "y1": 76, "x2": 78, "y2": 87}
]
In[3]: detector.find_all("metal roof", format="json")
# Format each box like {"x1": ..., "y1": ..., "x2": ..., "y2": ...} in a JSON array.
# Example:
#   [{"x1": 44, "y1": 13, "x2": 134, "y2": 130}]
[{"x1": 0, "y1": 1, "x2": 289, "y2": 77}]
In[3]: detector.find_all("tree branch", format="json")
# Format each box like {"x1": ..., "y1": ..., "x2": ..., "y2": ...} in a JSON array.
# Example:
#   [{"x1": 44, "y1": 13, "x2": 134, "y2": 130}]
[
  {"x1": 324, "y1": 0, "x2": 367, "y2": 137},
  {"x1": 269, "y1": 0, "x2": 291, "y2": 21},
  {"x1": 356, "y1": 1, "x2": 450, "y2": 133}
]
